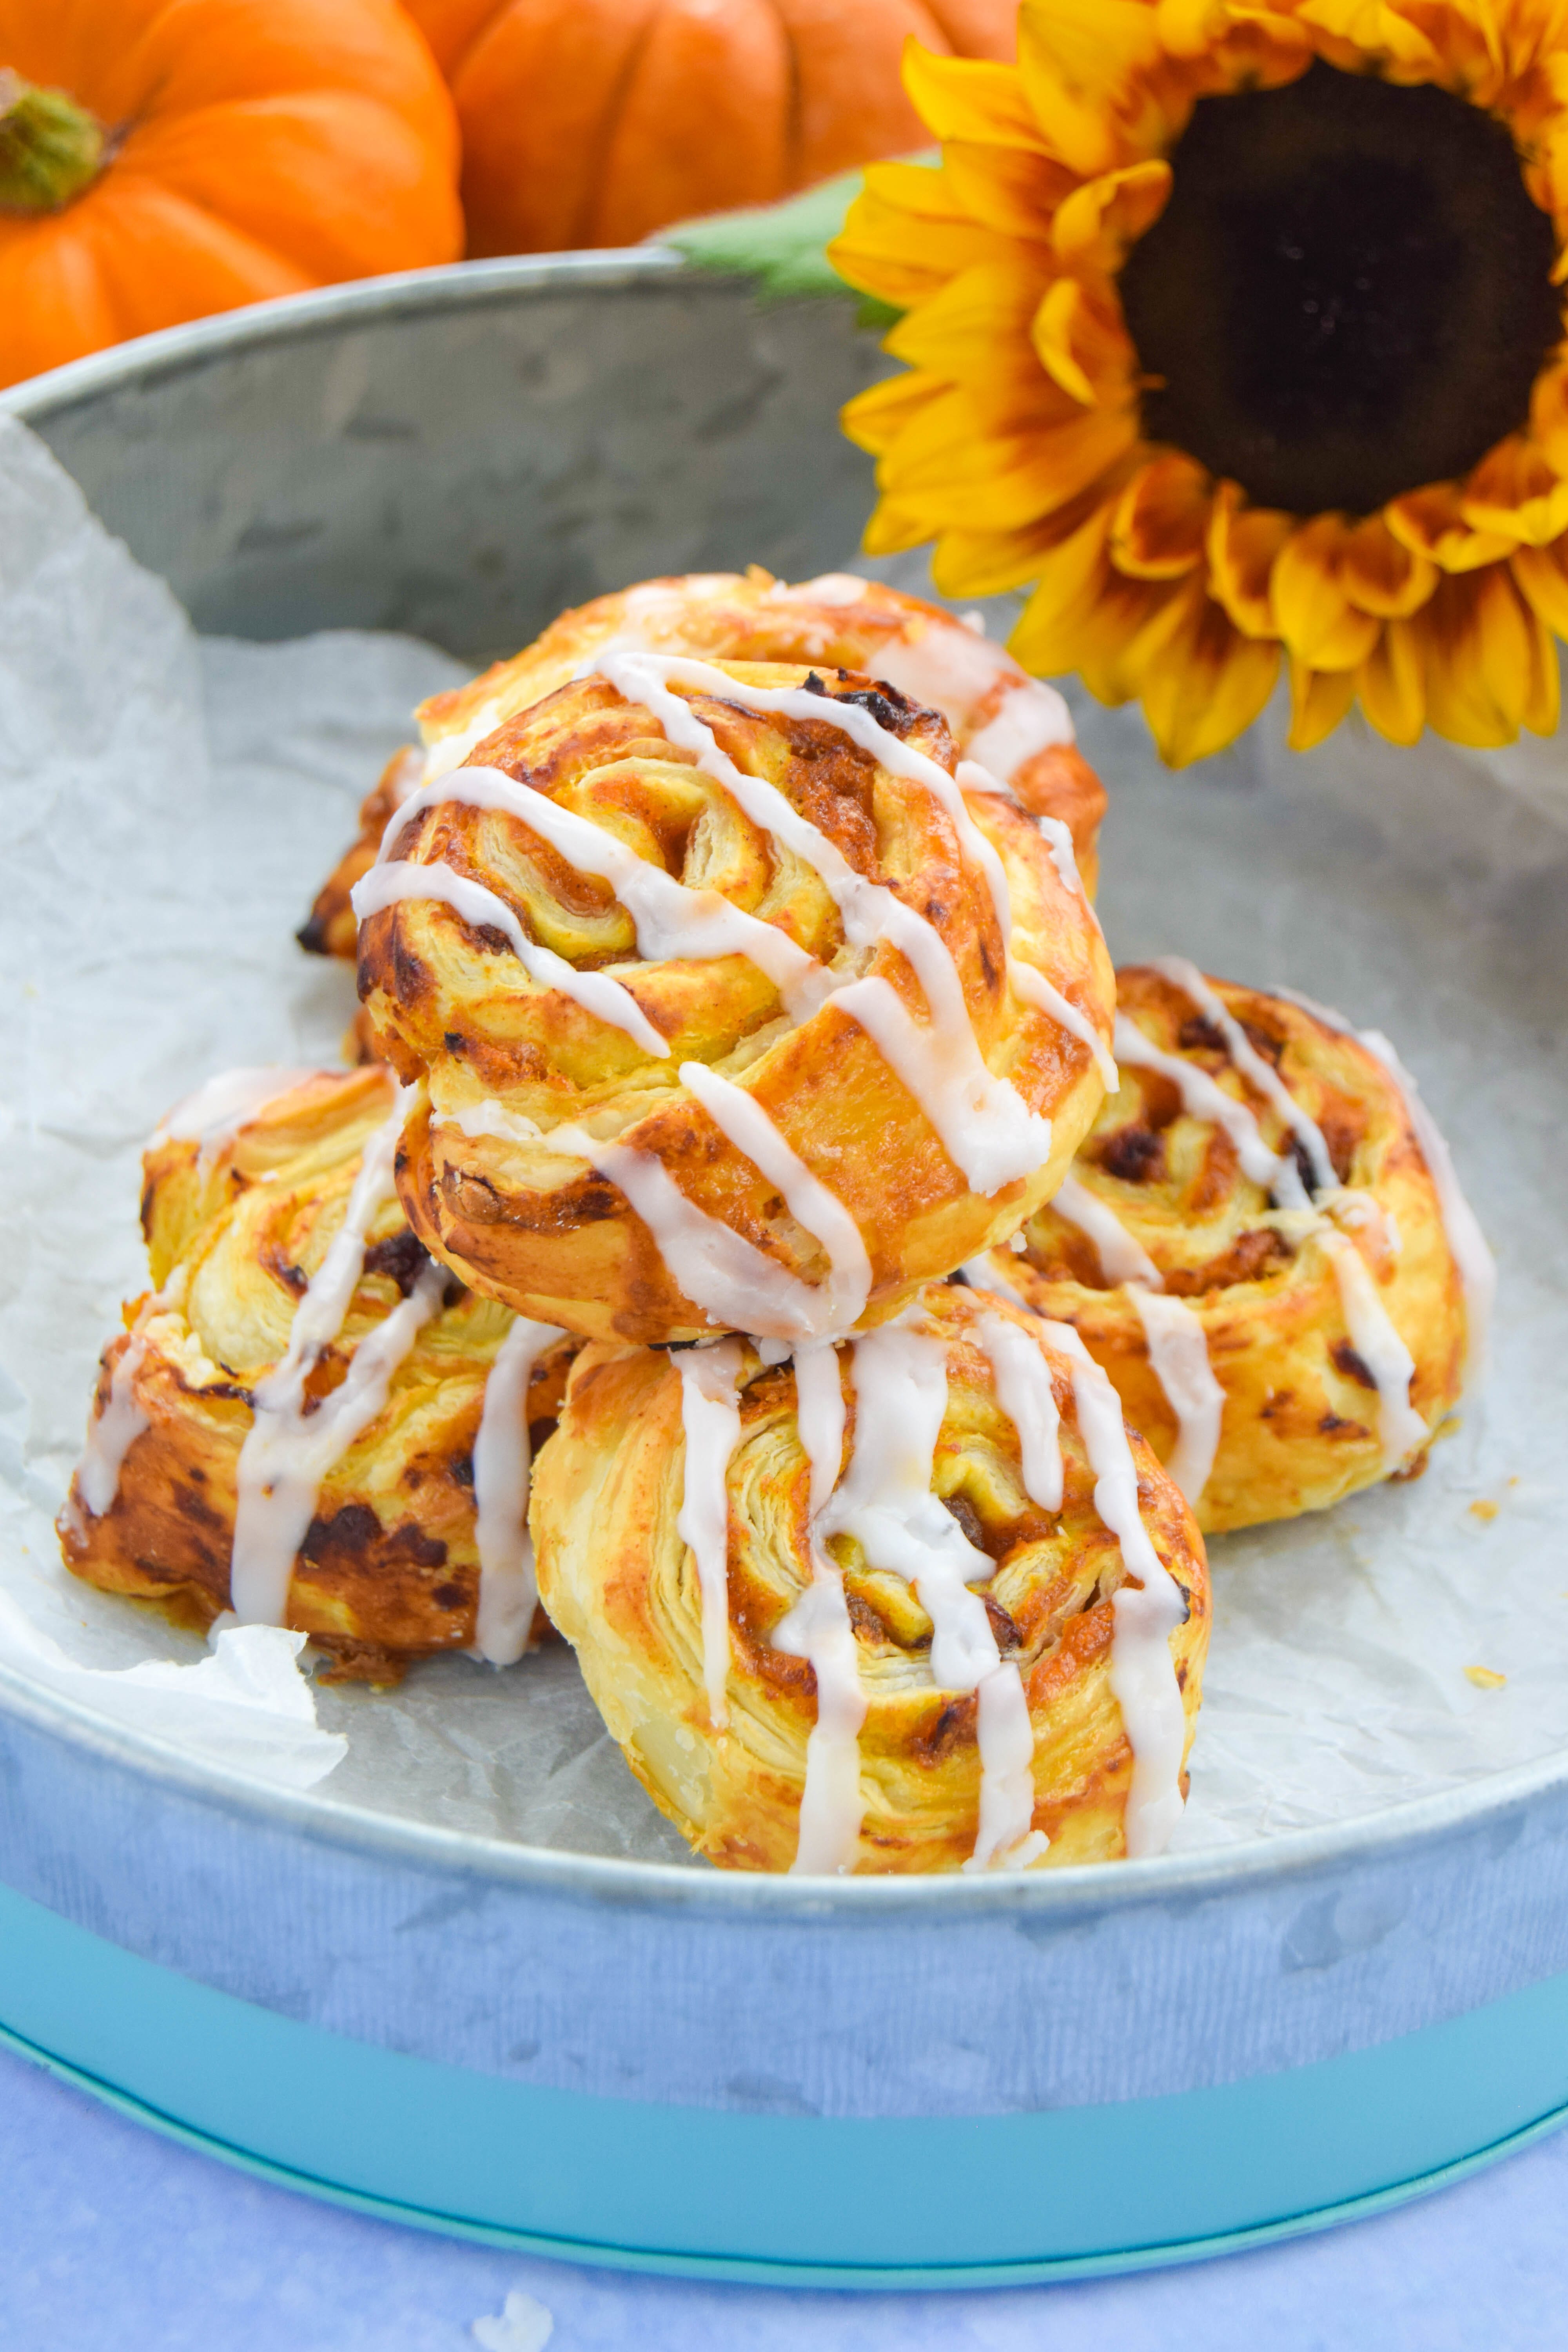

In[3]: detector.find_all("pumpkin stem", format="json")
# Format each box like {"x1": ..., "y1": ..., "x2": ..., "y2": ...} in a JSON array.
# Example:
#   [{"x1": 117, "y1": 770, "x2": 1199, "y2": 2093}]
[{"x1": 0, "y1": 70, "x2": 105, "y2": 215}]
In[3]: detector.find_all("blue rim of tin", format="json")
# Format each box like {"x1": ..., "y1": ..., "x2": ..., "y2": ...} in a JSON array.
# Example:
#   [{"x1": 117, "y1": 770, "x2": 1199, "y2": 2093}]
[
  {"x1": 4, "y1": 1878, "x2": 1568, "y2": 2289},
  {"x1": 9, "y1": 2007, "x2": 1566, "y2": 2290}
]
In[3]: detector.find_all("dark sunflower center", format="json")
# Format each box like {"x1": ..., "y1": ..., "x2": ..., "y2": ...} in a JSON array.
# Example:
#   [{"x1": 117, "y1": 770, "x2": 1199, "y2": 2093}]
[{"x1": 1117, "y1": 61, "x2": 1562, "y2": 515}]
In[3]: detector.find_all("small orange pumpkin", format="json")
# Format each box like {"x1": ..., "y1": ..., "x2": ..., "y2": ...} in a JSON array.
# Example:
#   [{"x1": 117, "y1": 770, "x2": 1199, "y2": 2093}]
[
  {"x1": 0, "y1": 0, "x2": 463, "y2": 390},
  {"x1": 404, "y1": 0, "x2": 1017, "y2": 256}
]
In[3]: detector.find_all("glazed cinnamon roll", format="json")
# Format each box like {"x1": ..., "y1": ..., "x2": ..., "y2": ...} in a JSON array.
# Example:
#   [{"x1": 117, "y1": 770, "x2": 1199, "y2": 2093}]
[
  {"x1": 970, "y1": 965, "x2": 1492, "y2": 1533},
  {"x1": 356, "y1": 654, "x2": 1115, "y2": 1345},
  {"x1": 531, "y1": 1281, "x2": 1209, "y2": 1873},
  {"x1": 299, "y1": 569, "x2": 1107, "y2": 957},
  {"x1": 60, "y1": 1066, "x2": 576, "y2": 1681}
]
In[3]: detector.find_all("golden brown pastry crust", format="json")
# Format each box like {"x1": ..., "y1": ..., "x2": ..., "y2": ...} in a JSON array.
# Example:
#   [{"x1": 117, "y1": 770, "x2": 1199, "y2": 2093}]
[
  {"x1": 358, "y1": 659, "x2": 1114, "y2": 1343},
  {"x1": 532, "y1": 1282, "x2": 1209, "y2": 1872},
  {"x1": 63, "y1": 1068, "x2": 574, "y2": 1680},
  {"x1": 980, "y1": 968, "x2": 1468, "y2": 1532},
  {"x1": 299, "y1": 570, "x2": 1107, "y2": 957}
]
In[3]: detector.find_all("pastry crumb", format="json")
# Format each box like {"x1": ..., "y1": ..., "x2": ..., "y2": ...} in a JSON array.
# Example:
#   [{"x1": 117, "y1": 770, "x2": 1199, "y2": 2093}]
[
  {"x1": 1464, "y1": 1666, "x2": 1507, "y2": 1690},
  {"x1": 1469, "y1": 1499, "x2": 1499, "y2": 1523},
  {"x1": 473, "y1": 2291, "x2": 554, "y2": 2352}
]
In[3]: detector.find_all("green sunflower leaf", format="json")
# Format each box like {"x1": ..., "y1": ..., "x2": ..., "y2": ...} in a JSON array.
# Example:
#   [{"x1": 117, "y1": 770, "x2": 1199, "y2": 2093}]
[{"x1": 657, "y1": 171, "x2": 905, "y2": 327}]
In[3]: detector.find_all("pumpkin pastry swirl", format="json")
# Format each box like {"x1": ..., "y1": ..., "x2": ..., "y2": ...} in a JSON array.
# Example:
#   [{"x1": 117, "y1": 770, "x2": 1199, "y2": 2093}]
[
  {"x1": 533, "y1": 1281, "x2": 1207, "y2": 1873},
  {"x1": 59, "y1": 1066, "x2": 575, "y2": 1683},
  {"x1": 299, "y1": 568, "x2": 1107, "y2": 956},
  {"x1": 356, "y1": 652, "x2": 1114, "y2": 1345},
  {"x1": 971, "y1": 965, "x2": 1492, "y2": 1534}
]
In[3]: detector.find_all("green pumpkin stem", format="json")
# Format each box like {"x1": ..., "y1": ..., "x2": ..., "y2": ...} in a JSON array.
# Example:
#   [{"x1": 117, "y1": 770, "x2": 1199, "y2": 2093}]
[{"x1": 0, "y1": 70, "x2": 105, "y2": 215}]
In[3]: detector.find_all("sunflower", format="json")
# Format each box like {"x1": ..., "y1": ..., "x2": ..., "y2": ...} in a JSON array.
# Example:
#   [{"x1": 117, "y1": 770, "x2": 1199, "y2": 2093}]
[{"x1": 829, "y1": 0, "x2": 1568, "y2": 765}]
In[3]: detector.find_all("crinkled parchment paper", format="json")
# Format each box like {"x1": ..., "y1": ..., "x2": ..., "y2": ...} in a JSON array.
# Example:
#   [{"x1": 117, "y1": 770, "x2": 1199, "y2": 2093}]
[{"x1": 4, "y1": 413, "x2": 1567, "y2": 1859}]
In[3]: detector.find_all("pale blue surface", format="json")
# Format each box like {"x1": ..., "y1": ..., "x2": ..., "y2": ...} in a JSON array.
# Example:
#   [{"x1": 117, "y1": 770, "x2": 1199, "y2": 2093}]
[{"x1": 2, "y1": 2042, "x2": 1565, "y2": 2351}]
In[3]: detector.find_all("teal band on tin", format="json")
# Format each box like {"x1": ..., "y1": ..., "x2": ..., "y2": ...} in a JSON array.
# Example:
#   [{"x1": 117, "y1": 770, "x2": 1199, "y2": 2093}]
[{"x1": 2, "y1": 1878, "x2": 1566, "y2": 2287}]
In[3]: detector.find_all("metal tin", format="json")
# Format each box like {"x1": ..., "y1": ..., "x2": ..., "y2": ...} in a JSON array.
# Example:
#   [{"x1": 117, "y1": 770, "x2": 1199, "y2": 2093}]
[{"x1": 4, "y1": 255, "x2": 1567, "y2": 2283}]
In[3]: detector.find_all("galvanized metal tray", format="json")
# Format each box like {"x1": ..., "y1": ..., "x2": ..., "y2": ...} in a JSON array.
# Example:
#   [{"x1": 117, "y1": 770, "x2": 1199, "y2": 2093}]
[{"x1": 4, "y1": 254, "x2": 1568, "y2": 2284}]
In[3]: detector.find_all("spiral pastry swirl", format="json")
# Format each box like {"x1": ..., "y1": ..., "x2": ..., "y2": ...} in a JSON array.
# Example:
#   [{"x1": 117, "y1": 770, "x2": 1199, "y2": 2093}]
[
  {"x1": 60, "y1": 1067, "x2": 575, "y2": 1680},
  {"x1": 975, "y1": 966, "x2": 1485, "y2": 1533},
  {"x1": 532, "y1": 1281, "x2": 1208, "y2": 1873},
  {"x1": 358, "y1": 655, "x2": 1114, "y2": 1345},
  {"x1": 300, "y1": 570, "x2": 1107, "y2": 958}
]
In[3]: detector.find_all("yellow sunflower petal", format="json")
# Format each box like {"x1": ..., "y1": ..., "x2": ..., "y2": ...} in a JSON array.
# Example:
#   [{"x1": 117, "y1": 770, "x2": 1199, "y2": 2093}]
[
  {"x1": 1111, "y1": 452, "x2": 1213, "y2": 576},
  {"x1": 1296, "y1": 0, "x2": 1440, "y2": 74},
  {"x1": 1051, "y1": 160, "x2": 1173, "y2": 272},
  {"x1": 1007, "y1": 503, "x2": 1128, "y2": 676},
  {"x1": 1419, "y1": 571, "x2": 1517, "y2": 747},
  {"x1": 1512, "y1": 528, "x2": 1568, "y2": 634},
  {"x1": 1129, "y1": 574, "x2": 1283, "y2": 764},
  {"x1": 933, "y1": 468, "x2": 1141, "y2": 597},
  {"x1": 885, "y1": 260, "x2": 1051, "y2": 378},
  {"x1": 1459, "y1": 436, "x2": 1568, "y2": 547},
  {"x1": 1206, "y1": 482, "x2": 1294, "y2": 637},
  {"x1": 831, "y1": 171, "x2": 1024, "y2": 309},
  {"x1": 1357, "y1": 619, "x2": 1426, "y2": 744},
  {"x1": 941, "y1": 142, "x2": 1078, "y2": 240},
  {"x1": 1272, "y1": 517, "x2": 1382, "y2": 669},
  {"x1": 1032, "y1": 278, "x2": 1139, "y2": 405},
  {"x1": 1528, "y1": 359, "x2": 1568, "y2": 474},
  {"x1": 901, "y1": 45, "x2": 1054, "y2": 153},
  {"x1": 862, "y1": 498, "x2": 942, "y2": 557},
  {"x1": 1384, "y1": 483, "x2": 1518, "y2": 572},
  {"x1": 887, "y1": 409, "x2": 1139, "y2": 530},
  {"x1": 1339, "y1": 514, "x2": 1439, "y2": 617},
  {"x1": 1016, "y1": 0, "x2": 1167, "y2": 175},
  {"x1": 840, "y1": 370, "x2": 946, "y2": 457},
  {"x1": 1287, "y1": 659, "x2": 1359, "y2": 751}
]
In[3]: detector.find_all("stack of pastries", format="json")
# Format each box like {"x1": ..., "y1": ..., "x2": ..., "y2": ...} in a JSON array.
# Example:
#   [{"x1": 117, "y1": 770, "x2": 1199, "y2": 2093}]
[{"x1": 59, "y1": 570, "x2": 1491, "y2": 1873}]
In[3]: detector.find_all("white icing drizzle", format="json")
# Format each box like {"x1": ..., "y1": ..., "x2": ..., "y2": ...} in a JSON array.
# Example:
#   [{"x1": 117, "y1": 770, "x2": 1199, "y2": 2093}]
[
  {"x1": 1131, "y1": 1291, "x2": 1225, "y2": 1508},
  {"x1": 871, "y1": 622, "x2": 1073, "y2": 767},
  {"x1": 1018, "y1": 1183, "x2": 1223, "y2": 1510},
  {"x1": 1151, "y1": 957, "x2": 1336, "y2": 1192},
  {"x1": 1053, "y1": 1174, "x2": 1162, "y2": 1289},
  {"x1": 154, "y1": 1068, "x2": 316, "y2": 1174},
  {"x1": 1114, "y1": 1014, "x2": 1305, "y2": 1201},
  {"x1": 350, "y1": 858, "x2": 670, "y2": 1060},
  {"x1": 965, "y1": 683, "x2": 1075, "y2": 777},
  {"x1": 231, "y1": 1089, "x2": 447, "y2": 1627},
  {"x1": 448, "y1": 1100, "x2": 838, "y2": 1342},
  {"x1": 589, "y1": 650, "x2": 1052, "y2": 1194},
  {"x1": 471, "y1": 1316, "x2": 563, "y2": 1666},
  {"x1": 817, "y1": 1324, "x2": 1042, "y2": 1871},
  {"x1": 960, "y1": 1252, "x2": 1033, "y2": 1311},
  {"x1": 678, "y1": 1063, "x2": 871, "y2": 1330},
  {"x1": 999, "y1": 951, "x2": 1118, "y2": 1091},
  {"x1": 675, "y1": 1340, "x2": 746, "y2": 1731},
  {"x1": 974, "y1": 1309, "x2": 1063, "y2": 1514},
  {"x1": 1116, "y1": 1003, "x2": 1430, "y2": 1467},
  {"x1": 67, "y1": 1264, "x2": 192, "y2": 1530},
  {"x1": 1276, "y1": 987, "x2": 1496, "y2": 1383},
  {"x1": 1321, "y1": 1232, "x2": 1429, "y2": 1467},
  {"x1": 1040, "y1": 1320, "x2": 1189, "y2": 1859},
  {"x1": 772, "y1": 1340, "x2": 868, "y2": 1875},
  {"x1": 382, "y1": 766, "x2": 833, "y2": 1020},
  {"x1": 421, "y1": 697, "x2": 507, "y2": 782}
]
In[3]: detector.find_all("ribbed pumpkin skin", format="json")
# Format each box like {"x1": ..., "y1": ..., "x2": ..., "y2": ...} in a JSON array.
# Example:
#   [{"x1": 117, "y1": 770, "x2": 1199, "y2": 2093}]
[
  {"x1": 0, "y1": 0, "x2": 463, "y2": 389},
  {"x1": 404, "y1": 0, "x2": 1016, "y2": 255}
]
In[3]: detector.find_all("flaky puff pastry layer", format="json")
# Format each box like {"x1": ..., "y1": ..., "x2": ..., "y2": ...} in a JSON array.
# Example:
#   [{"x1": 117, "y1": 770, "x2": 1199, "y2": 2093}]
[
  {"x1": 532, "y1": 1283, "x2": 1208, "y2": 1873},
  {"x1": 978, "y1": 971, "x2": 1470, "y2": 1534},
  {"x1": 61, "y1": 1067, "x2": 575, "y2": 1681},
  {"x1": 300, "y1": 569, "x2": 1106, "y2": 957},
  {"x1": 361, "y1": 661, "x2": 1114, "y2": 1344}
]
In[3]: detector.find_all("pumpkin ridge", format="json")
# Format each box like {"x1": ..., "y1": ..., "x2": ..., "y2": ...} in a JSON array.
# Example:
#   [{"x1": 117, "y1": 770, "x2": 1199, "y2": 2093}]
[{"x1": 577, "y1": 0, "x2": 667, "y2": 249}]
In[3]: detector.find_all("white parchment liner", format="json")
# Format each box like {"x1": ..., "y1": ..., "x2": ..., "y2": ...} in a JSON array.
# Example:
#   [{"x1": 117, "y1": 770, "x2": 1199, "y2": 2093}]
[{"x1": 3, "y1": 415, "x2": 1566, "y2": 1862}]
